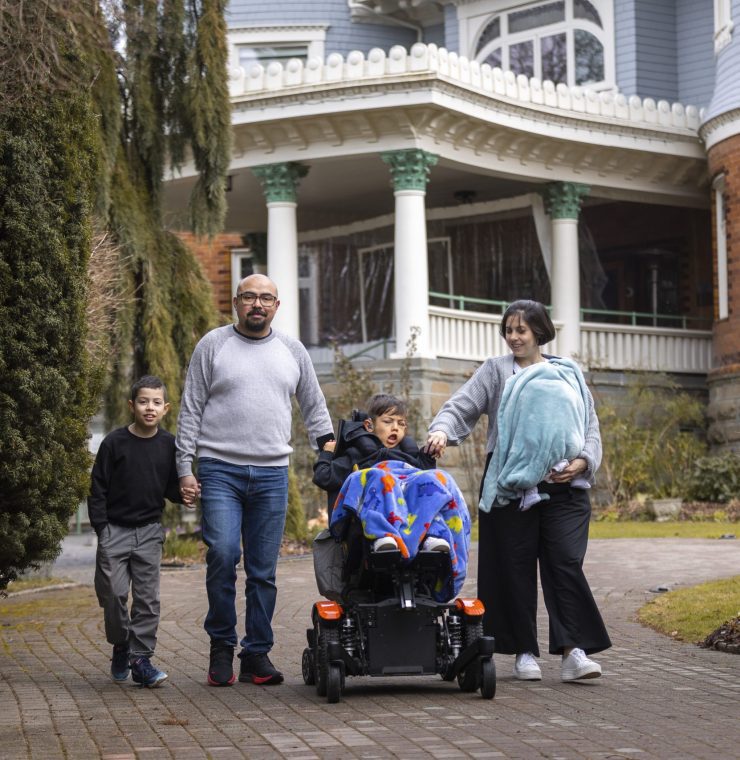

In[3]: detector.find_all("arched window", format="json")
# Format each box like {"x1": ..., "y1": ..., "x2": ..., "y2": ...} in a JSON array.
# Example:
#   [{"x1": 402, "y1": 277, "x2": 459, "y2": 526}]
[{"x1": 472, "y1": 0, "x2": 612, "y2": 89}]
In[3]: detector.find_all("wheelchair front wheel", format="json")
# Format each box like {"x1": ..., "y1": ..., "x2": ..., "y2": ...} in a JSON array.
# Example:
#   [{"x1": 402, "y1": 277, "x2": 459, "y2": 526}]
[
  {"x1": 480, "y1": 658, "x2": 496, "y2": 699},
  {"x1": 327, "y1": 663, "x2": 343, "y2": 704}
]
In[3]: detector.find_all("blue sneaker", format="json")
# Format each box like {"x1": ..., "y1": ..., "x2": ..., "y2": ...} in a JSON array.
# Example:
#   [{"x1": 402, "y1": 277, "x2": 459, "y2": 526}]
[
  {"x1": 111, "y1": 644, "x2": 130, "y2": 683},
  {"x1": 131, "y1": 656, "x2": 168, "y2": 688}
]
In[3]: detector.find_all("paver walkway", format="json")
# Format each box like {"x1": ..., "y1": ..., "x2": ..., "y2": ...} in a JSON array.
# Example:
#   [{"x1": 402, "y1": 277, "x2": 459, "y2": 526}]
[{"x1": 1, "y1": 537, "x2": 738, "y2": 759}]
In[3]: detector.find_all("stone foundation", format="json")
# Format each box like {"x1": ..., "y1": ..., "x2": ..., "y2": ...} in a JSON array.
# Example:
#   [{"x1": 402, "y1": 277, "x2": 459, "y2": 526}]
[{"x1": 707, "y1": 364, "x2": 740, "y2": 452}]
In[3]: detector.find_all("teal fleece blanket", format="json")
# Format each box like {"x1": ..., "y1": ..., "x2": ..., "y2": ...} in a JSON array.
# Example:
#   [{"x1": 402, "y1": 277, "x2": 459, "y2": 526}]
[{"x1": 479, "y1": 357, "x2": 589, "y2": 511}]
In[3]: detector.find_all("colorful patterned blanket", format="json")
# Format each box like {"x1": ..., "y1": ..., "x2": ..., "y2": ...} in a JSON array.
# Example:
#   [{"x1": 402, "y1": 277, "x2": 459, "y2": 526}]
[{"x1": 330, "y1": 460, "x2": 470, "y2": 601}]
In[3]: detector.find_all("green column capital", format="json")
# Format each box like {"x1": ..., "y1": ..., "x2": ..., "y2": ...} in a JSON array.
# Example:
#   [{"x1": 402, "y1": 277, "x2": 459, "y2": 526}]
[
  {"x1": 381, "y1": 149, "x2": 438, "y2": 192},
  {"x1": 252, "y1": 162, "x2": 309, "y2": 203},
  {"x1": 542, "y1": 182, "x2": 590, "y2": 219}
]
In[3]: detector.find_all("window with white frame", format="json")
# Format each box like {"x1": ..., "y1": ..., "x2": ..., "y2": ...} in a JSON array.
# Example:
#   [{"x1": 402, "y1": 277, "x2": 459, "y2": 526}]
[
  {"x1": 714, "y1": 0, "x2": 734, "y2": 51},
  {"x1": 462, "y1": 0, "x2": 614, "y2": 89},
  {"x1": 230, "y1": 248, "x2": 265, "y2": 306},
  {"x1": 228, "y1": 26, "x2": 327, "y2": 74}
]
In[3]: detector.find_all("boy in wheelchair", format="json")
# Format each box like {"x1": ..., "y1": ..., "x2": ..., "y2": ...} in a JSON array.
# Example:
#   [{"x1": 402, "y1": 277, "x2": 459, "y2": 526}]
[
  {"x1": 305, "y1": 396, "x2": 493, "y2": 702},
  {"x1": 313, "y1": 393, "x2": 470, "y2": 598}
]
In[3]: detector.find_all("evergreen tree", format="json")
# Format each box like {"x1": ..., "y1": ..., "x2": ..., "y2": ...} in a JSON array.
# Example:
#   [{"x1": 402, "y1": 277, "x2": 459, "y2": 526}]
[
  {"x1": 0, "y1": 1, "x2": 230, "y2": 588},
  {"x1": 0, "y1": 3, "x2": 102, "y2": 588}
]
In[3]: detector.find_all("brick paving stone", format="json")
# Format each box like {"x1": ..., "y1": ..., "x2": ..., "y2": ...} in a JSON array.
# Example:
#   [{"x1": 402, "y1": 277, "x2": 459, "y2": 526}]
[{"x1": 1, "y1": 538, "x2": 739, "y2": 758}]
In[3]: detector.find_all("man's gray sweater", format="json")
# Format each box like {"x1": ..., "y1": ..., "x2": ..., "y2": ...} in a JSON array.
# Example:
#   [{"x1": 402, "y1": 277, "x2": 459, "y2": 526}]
[
  {"x1": 428, "y1": 353, "x2": 602, "y2": 480},
  {"x1": 176, "y1": 325, "x2": 333, "y2": 476}
]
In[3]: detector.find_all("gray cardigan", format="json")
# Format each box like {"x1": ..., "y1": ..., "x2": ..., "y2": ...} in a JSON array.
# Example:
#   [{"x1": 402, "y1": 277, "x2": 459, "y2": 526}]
[{"x1": 428, "y1": 354, "x2": 602, "y2": 480}]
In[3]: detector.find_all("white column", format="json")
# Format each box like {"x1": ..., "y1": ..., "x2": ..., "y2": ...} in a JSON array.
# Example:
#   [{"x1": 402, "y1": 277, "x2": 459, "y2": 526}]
[
  {"x1": 543, "y1": 182, "x2": 590, "y2": 361},
  {"x1": 266, "y1": 201, "x2": 299, "y2": 338},
  {"x1": 252, "y1": 162, "x2": 308, "y2": 340},
  {"x1": 393, "y1": 190, "x2": 432, "y2": 357},
  {"x1": 551, "y1": 217, "x2": 581, "y2": 358},
  {"x1": 382, "y1": 149, "x2": 438, "y2": 359}
]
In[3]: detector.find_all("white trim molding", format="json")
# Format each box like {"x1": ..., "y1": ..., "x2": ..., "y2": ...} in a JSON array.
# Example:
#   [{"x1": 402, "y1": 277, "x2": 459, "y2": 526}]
[
  {"x1": 713, "y1": 174, "x2": 729, "y2": 320},
  {"x1": 700, "y1": 108, "x2": 740, "y2": 150},
  {"x1": 714, "y1": 0, "x2": 734, "y2": 52}
]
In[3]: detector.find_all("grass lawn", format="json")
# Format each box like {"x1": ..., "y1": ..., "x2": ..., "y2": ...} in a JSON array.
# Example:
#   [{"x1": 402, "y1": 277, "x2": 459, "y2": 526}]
[
  {"x1": 588, "y1": 521, "x2": 737, "y2": 539},
  {"x1": 469, "y1": 520, "x2": 736, "y2": 542},
  {"x1": 3, "y1": 576, "x2": 75, "y2": 594},
  {"x1": 638, "y1": 575, "x2": 740, "y2": 643}
]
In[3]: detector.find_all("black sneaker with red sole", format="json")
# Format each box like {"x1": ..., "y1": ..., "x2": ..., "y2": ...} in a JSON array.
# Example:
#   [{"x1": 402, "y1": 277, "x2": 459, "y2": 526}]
[
  {"x1": 238, "y1": 651, "x2": 284, "y2": 685},
  {"x1": 208, "y1": 642, "x2": 236, "y2": 686}
]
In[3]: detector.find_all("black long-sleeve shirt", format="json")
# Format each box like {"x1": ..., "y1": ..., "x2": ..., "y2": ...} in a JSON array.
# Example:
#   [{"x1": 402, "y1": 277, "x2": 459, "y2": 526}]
[{"x1": 88, "y1": 426, "x2": 181, "y2": 534}]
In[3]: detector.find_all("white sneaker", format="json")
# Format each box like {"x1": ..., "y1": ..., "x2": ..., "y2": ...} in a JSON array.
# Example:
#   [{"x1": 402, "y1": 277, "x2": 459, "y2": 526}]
[
  {"x1": 561, "y1": 648, "x2": 602, "y2": 681},
  {"x1": 422, "y1": 536, "x2": 450, "y2": 552},
  {"x1": 513, "y1": 652, "x2": 542, "y2": 681},
  {"x1": 373, "y1": 536, "x2": 397, "y2": 552}
]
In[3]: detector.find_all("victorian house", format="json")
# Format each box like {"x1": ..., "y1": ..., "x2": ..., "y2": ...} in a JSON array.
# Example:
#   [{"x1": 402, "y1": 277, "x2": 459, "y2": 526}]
[{"x1": 163, "y1": 0, "x2": 740, "y2": 454}]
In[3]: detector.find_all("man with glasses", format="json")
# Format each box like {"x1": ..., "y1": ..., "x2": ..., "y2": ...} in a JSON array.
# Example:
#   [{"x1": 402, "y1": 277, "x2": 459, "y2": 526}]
[{"x1": 176, "y1": 273, "x2": 334, "y2": 686}]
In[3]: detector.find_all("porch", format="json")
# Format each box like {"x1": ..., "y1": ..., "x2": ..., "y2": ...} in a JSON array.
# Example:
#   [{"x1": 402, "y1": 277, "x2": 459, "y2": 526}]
[
  {"x1": 428, "y1": 304, "x2": 712, "y2": 374},
  {"x1": 308, "y1": 299, "x2": 712, "y2": 375}
]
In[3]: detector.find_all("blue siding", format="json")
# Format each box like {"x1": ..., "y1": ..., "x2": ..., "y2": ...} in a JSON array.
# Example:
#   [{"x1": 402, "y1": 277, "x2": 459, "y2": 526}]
[
  {"x1": 425, "y1": 23, "x2": 445, "y2": 48},
  {"x1": 226, "y1": 1, "x2": 415, "y2": 56},
  {"x1": 705, "y1": 0, "x2": 740, "y2": 121},
  {"x1": 675, "y1": 0, "x2": 714, "y2": 108},
  {"x1": 616, "y1": 0, "x2": 679, "y2": 101},
  {"x1": 634, "y1": 0, "x2": 678, "y2": 101},
  {"x1": 614, "y1": 0, "x2": 638, "y2": 95},
  {"x1": 444, "y1": 3, "x2": 459, "y2": 53}
]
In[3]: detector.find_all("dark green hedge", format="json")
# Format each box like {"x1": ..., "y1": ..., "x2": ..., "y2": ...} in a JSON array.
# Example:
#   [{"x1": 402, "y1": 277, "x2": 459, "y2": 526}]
[{"x1": 0, "y1": 95, "x2": 98, "y2": 588}]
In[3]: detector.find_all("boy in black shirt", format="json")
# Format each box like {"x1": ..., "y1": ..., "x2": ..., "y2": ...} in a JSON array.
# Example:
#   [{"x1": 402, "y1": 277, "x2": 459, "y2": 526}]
[{"x1": 89, "y1": 375, "x2": 186, "y2": 687}]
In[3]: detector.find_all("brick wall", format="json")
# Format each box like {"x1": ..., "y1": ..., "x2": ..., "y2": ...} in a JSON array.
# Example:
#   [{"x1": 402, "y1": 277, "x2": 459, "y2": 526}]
[
  {"x1": 707, "y1": 131, "x2": 740, "y2": 451},
  {"x1": 177, "y1": 232, "x2": 244, "y2": 318}
]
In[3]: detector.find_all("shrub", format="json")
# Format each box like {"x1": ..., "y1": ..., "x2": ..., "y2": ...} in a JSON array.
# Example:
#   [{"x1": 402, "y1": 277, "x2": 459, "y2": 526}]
[
  {"x1": 597, "y1": 373, "x2": 706, "y2": 505},
  {"x1": 0, "y1": 94, "x2": 99, "y2": 590},
  {"x1": 687, "y1": 452, "x2": 740, "y2": 503},
  {"x1": 284, "y1": 467, "x2": 307, "y2": 542}
]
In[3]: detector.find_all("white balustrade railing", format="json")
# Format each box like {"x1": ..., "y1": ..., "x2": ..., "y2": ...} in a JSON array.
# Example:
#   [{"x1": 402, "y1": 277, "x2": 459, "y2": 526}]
[
  {"x1": 429, "y1": 306, "x2": 712, "y2": 373},
  {"x1": 429, "y1": 306, "x2": 561, "y2": 361},
  {"x1": 230, "y1": 42, "x2": 702, "y2": 132},
  {"x1": 580, "y1": 322, "x2": 712, "y2": 373}
]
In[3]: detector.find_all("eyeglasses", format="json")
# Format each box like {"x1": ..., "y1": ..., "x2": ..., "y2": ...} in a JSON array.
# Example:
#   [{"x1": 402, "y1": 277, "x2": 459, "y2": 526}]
[{"x1": 236, "y1": 292, "x2": 277, "y2": 306}]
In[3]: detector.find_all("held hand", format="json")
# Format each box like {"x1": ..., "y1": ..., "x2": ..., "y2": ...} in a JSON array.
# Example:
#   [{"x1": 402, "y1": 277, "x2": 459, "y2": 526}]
[
  {"x1": 322, "y1": 440, "x2": 336, "y2": 453},
  {"x1": 424, "y1": 430, "x2": 448, "y2": 458},
  {"x1": 179, "y1": 475, "x2": 200, "y2": 509},
  {"x1": 548, "y1": 457, "x2": 587, "y2": 483}
]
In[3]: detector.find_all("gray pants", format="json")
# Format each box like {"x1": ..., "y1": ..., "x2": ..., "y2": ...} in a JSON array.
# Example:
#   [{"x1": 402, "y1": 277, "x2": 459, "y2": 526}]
[{"x1": 94, "y1": 522, "x2": 164, "y2": 658}]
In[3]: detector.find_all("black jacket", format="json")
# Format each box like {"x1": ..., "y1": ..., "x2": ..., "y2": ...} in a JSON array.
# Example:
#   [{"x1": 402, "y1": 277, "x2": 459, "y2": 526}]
[{"x1": 312, "y1": 420, "x2": 436, "y2": 513}]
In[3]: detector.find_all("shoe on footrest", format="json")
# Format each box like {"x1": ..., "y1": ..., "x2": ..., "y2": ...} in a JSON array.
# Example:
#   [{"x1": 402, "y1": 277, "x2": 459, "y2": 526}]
[
  {"x1": 372, "y1": 536, "x2": 397, "y2": 552},
  {"x1": 422, "y1": 536, "x2": 450, "y2": 553}
]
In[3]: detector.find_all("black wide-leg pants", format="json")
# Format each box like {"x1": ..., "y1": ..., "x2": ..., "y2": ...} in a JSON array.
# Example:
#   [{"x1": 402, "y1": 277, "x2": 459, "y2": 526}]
[{"x1": 478, "y1": 482, "x2": 611, "y2": 656}]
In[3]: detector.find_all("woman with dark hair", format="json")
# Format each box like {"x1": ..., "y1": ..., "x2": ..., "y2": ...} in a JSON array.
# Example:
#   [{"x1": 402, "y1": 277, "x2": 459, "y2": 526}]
[{"x1": 425, "y1": 299, "x2": 611, "y2": 682}]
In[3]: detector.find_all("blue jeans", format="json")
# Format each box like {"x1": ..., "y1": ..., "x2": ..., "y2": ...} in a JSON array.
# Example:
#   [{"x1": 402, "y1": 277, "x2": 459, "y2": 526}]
[{"x1": 198, "y1": 457, "x2": 289, "y2": 653}]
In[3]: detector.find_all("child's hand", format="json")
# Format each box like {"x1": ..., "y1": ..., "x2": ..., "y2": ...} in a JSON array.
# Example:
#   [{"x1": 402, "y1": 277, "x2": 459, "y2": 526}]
[
  {"x1": 323, "y1": 440, "x2": 336, "y2": 453},
  {"x1": 179, "y1": 476, "x2": 201, "y2": 509}
]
